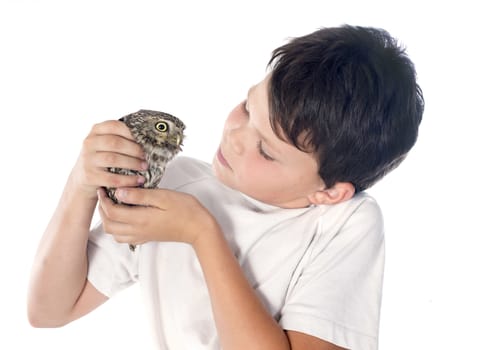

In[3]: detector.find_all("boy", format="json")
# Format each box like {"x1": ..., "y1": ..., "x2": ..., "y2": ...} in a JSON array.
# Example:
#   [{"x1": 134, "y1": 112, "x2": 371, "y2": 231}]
[{"x1": 28, "y1": 25, "x2": 423, "y2": 350}]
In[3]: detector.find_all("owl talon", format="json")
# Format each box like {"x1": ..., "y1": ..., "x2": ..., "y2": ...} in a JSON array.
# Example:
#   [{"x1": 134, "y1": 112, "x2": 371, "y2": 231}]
[{"x1": 129, "y1": 244, "x2": 136, "y2": 252}]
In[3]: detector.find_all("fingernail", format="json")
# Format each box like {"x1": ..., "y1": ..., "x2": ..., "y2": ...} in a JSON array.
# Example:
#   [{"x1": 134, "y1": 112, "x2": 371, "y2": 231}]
[
  {"x1": 137, "y1": 176, "x2": 145, "y2": 185},
  {"x1": 116, "y1": 188, "x2": 125, "y2": 199},
  {"x1": 141, "y1": 161, "x2": 149, "y2": 170}
]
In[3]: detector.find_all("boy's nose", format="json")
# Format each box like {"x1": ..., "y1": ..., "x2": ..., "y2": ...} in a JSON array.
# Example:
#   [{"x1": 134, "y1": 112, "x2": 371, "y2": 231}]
[{"x1": 228, "y1": 127, "x2": 245, "y2": 155}]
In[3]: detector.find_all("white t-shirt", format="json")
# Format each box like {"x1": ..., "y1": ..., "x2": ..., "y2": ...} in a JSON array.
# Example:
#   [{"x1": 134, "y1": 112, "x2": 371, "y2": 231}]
[{"x1": 87, "y1": 156, "x2": 385, "y2": 350}]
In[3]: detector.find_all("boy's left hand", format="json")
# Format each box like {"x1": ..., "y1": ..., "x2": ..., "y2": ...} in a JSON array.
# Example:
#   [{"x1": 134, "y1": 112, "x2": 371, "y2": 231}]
[{"x1": 97, "y1": 187, "x2": 217, "y2": 246}]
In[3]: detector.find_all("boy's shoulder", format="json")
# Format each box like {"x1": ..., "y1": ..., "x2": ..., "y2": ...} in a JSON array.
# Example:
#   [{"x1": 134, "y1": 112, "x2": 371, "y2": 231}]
[
  {"x1": 318, "y1": 191, "x2": 384, "y2": 239},
  {"x1": 336, "y1": 191, "x2": 382, "y2": 219}
]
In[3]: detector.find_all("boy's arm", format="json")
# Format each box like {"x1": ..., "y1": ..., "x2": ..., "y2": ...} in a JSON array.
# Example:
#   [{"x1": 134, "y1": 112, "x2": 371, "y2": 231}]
[
  {"x1": 27, "y1": 177, "x2": 107, "y2": 327},
  {"x1": 27, "y1": 121, "x2": 146, "y2": 327},
  {"x1": 193, "y1": 223, "x2": 346, "y2": 350},
  {"x1": 97, "y1": 187, "x2": 348, "y2": 349}
]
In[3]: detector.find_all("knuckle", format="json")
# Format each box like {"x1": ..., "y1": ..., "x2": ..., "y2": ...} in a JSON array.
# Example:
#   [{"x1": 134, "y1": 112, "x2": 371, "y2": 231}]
[
  {"x1": 104, "y1": 135, "x2": 120, "y2": 150},
  {"x1": 116, "y1": 121, "x2": 133, "y2": 136},
  {"x1": 82, "y1": 135, "x2": 94, "y2": 150},
  {"x1": 135, "y1": 215, "x2": 147, "y2": 227},
  {"x1": 107, "y1": 174, "x2": 128, "y2": 188},
  {"x1": 93, "y1": 120, "x2": 116, "y2": 131},
  {"x1": 80, "y1": 157, "x2": 96, "y2": 177},
  {"x1": 103, "y1": 206, "x2": 115, "y2": 221},
  {"x1": 101, "y1": 207, "x2": 120, "y2": 225},
  {"x1": 103, "y1": 152, "x2": 117, "y2": 164},
  {"x1": 107, "y1": 177, "x2": 120, "y2": 188},
  {"x1": 90, "y1": 123, "x2": 101, "y2": 134},
  {"x1": 75, "y1": 165, "x2": 96, "y2": 187},
  {"x1": 80, "y1": 171, "x2": 94, "y2": 187}
]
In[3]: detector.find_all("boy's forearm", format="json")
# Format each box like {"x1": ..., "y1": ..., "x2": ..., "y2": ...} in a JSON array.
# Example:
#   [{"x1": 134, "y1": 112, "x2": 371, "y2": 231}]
[
  {"x1": 27, "y1": 177, "x2": 95, "y2": 327},
  {"x1": 193, "y1": 222, "x2": 291, "y2": 350}
]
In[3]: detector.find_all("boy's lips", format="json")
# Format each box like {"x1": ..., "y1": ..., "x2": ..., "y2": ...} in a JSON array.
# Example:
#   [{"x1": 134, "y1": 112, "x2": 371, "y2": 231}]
[{"x1": 217, "y1": 147, "x2": 232, "y2": 169}]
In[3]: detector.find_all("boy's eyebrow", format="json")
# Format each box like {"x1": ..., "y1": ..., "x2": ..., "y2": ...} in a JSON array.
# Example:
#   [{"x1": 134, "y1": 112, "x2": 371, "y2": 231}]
[{"x1": 247, "y1": 85, "x2": 283, "y2": 156}]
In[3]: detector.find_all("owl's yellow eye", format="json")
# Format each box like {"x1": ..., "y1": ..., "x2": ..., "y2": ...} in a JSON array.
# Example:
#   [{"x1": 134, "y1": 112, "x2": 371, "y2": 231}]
[{"x1": 155, "y1": 121, "x2": 169, "y2": 132}]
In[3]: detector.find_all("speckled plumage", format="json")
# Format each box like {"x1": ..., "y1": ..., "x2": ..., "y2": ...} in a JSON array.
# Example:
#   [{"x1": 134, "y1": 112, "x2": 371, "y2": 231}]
[{"x1": 105, "y1": 109, "x2": 185, "y2": 251}]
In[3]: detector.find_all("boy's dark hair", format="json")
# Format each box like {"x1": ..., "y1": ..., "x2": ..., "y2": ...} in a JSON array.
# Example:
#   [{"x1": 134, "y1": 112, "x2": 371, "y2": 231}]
[{"x1": 268, "y1": 25, "x2": 424, "y2": 192}]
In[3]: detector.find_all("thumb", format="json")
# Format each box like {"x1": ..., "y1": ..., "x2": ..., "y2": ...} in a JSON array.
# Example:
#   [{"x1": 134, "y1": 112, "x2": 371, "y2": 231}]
[{"x1": 114, "y1": 187, "x2": 162, "y2": 207}]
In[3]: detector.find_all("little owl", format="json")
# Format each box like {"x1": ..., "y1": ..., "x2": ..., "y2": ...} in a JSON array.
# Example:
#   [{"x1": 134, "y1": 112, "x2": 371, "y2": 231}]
[{"x1": 105, "y1": 109, "x2": 186, "y2": 251}]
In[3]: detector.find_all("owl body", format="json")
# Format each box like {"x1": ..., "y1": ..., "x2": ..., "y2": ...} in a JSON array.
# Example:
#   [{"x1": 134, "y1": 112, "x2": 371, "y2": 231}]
[{"x1": 105, "y1": 109, "x2": 185, "y2": 250}]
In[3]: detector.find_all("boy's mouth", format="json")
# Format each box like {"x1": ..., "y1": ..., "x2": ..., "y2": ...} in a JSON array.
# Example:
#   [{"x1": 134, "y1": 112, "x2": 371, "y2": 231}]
[{"x1": 217, "y1": 147, "x2": 232, "y2": 169}]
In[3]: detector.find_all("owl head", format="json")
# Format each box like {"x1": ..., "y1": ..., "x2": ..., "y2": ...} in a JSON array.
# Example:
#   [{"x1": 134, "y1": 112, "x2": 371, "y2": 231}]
[{"x1": 120, "y1": 109, "x2": 185, "y2": 151}]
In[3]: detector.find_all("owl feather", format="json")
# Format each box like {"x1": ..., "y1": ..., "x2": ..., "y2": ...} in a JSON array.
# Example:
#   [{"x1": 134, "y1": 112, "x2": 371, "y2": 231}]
[{"x1": 105, "y1": 109, "x2": 185, "y2": 251}]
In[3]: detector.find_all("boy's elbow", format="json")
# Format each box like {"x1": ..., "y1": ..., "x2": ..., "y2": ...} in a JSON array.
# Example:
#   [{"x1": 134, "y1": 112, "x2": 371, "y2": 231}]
[
  {"x1": 28, "y1": 317, "x2": 60, "y2": 328},
  {"x1": 28, "y1": 313, "x2": 68, "y2": 328},
  {"x1": 27, "y1": 303, "x2": 70, "y2": 328}
]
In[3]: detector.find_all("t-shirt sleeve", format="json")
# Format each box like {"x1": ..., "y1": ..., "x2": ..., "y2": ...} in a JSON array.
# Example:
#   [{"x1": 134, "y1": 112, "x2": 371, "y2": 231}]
[
  {"x1": 279, "y1": 198, "x2": 385, "y2": 350},
  {"x1": 86, "y1": 222, "x2": 139, "y2": 297}
]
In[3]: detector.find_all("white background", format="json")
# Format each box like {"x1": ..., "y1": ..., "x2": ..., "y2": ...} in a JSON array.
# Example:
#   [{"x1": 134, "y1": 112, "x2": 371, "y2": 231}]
[{"x1": 1, "y1": 1, "x2": 501, "y2": 349}]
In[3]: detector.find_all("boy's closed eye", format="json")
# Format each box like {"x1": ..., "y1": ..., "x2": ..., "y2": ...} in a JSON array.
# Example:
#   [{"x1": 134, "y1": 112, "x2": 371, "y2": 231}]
[
  {"x1": 242, "y1": 99, "x2": 275, "y2": 161},
  {"x1": 257, "y1": 140, "x2": 275, "y2": 161}
]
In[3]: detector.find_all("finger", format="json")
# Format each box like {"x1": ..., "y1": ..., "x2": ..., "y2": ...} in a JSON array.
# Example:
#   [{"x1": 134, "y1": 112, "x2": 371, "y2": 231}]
[
  {"x1": 90, "y1": 120, "x2": 135, "y2": 140},
  {"x1": 99, "y1": 206, "x2": 149, "y2": 245},
  {"x1": 97, "y1": 187, "x2": 115, "y2": 211},
  {"x1": 98, "y1": 188, "x2": 153, "y2": 224},
  {"x1": 84, "y1": 167, "x2": 144, "y2": 189},
  {"x1": 85, "y1": 134, "x2": 146, "y2": 160},
  {"x1": 102, "y1": 171, "x2": 146, "y2": 188},
  {"x1": 97, "y1": 193, "x2": 135, "y2": 236},
  {"x1": 114, "y1": 188, "x2": 170, "y2": 208},
  {"x1": 93, "y1": 151, "x2": 148, "y2": 172}
]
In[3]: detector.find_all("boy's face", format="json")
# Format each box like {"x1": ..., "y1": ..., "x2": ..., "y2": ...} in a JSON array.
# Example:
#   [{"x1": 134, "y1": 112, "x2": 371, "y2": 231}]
[{"x1": 212, "y1": 75, "x2": 325, "y2": 209}]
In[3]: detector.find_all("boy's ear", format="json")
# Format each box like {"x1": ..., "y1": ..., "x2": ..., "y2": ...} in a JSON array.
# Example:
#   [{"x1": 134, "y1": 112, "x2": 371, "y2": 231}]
[{"x1": 308, "y1": 182, "x2": 355, "y2": 206}]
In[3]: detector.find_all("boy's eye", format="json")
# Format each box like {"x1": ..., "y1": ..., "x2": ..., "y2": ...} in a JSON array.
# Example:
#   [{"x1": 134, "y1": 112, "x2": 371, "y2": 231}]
[{"x1": 257, "y1": 140, "x2": 274, "y2": 161}]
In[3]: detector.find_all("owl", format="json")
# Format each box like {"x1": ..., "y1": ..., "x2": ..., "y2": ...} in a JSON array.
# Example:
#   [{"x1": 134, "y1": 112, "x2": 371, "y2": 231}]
[{"x1": 105, "y1": 109, "x2": 186, "y2": 251}]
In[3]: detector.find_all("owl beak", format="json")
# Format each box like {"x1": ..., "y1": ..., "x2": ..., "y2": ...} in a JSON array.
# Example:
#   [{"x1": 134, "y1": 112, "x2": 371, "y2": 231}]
[{"x1": 167, "y1": 133, "x2": 183, "y2": 149}]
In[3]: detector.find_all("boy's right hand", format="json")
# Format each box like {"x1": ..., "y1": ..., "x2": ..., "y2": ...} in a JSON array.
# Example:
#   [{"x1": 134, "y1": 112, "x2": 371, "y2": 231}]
[{"x1": 71, "y1": 120, "x2": 148, "y2": 200}]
